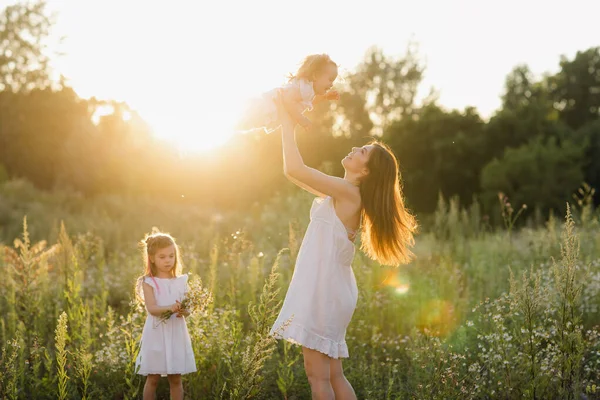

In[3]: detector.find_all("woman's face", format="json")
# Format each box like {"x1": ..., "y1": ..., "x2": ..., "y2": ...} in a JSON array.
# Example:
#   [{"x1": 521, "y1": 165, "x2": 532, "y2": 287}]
[{"x1": 341, "y1": 145, "x2": 376, "y2": 175}]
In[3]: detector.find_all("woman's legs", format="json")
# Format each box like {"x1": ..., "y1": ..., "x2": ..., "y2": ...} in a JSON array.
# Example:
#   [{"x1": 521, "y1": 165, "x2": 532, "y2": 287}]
[
  {"x1": 143, "y1": 374, "x2": 160, "y2": 400},
  {"x1": 167, "y1": 374, "x2": 183, "y2": 400},
  {"x1": 330, "y1": 358, "x2": 357, "y2": 399},
  {"x1": 302, "y1": 347, "x2": 335, "y2": 400}
]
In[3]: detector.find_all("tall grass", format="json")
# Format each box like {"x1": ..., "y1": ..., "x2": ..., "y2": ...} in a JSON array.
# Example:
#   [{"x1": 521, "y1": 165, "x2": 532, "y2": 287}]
[{"x1": 0, "y1": 182, "x2": 599, "y2": 399}]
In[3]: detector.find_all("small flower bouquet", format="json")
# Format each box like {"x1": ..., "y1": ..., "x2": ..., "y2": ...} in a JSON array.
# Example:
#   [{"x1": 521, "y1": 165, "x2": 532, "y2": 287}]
[{"x1": 155, "y1": 277, "x2": 212, "y2": 326}]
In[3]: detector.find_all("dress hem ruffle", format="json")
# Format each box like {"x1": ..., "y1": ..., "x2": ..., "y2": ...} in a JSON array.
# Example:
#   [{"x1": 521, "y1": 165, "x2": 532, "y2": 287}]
[{"x1": 271, "y1": 321, "x2": 349, "y2": 359}]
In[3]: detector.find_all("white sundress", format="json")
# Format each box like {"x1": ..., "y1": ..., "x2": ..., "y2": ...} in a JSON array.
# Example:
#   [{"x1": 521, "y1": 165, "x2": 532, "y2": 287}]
[
  {"x1": 270, "y1": 196, "x2": 358, "y2": 359},
  {"x1": 136, "y1": 274, "x2": 197, "y2": 376},
  {"x1": 237, "y1": 78, "x2": 315, "y2": 133}
]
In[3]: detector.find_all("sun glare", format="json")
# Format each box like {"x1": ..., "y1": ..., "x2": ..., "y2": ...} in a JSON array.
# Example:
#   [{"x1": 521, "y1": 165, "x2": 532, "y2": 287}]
[
  {"x1": 144, "y1": 109, "x2": 241, "y2": 154},
  {"x1": 48, "y1": 0, "x2": 296, "y2": 155}
]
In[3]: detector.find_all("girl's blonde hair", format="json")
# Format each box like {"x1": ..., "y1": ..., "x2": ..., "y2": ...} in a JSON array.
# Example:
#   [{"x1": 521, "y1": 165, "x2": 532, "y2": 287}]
[
  {"x1": 288, "y1": 53, "x2": 337, "y2": 82},
  {"x1": 135, "y1": 230, "x2": 183, "y2": 302},
  {"x1": 359, "y1": 142, "x2": 418, "y2": 266}
]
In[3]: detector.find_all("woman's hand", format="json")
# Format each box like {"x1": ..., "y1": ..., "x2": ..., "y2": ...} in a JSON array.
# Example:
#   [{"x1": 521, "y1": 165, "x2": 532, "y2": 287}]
[{"x1": 170, "y1": 301, "x2": 181, "y2": 314}]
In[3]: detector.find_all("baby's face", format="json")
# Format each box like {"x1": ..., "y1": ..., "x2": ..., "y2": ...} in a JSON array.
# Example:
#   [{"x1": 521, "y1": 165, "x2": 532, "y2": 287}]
[{"x1": 313, "y1": 63, "x2": 338, "y2": 95}]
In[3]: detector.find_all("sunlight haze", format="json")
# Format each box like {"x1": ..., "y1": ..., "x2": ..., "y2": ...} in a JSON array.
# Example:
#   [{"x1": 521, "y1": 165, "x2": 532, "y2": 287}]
[{"x1": 16, "y1": 0, "x2": 600, "y2": 151}]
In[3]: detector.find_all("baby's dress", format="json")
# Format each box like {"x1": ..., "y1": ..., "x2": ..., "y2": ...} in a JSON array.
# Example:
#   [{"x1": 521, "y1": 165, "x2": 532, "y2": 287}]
[
  {"x1": 136, "y1": 274, "x2": 197, "y2": 376},
  {"x1": 270, "y1": 197, "x2": 358, "y2": 359},
  {"x1": 236, "y1": 78, "x2": 315, "y2": 133}
]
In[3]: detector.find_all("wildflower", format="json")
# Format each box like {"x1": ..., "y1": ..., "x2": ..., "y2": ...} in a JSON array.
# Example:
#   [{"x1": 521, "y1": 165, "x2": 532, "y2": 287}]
[{"x1": 156, "y1": 278, "x2": 212, "y2": 325}]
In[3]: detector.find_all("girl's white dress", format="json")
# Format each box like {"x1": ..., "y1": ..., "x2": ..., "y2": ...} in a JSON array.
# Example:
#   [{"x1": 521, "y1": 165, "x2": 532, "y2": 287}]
[
  {"x1": 270, "y1": 196, "x2": 358, "y2": 359},
  {"x1": 136, "y1": 274, "x2": 197, "y2": 376},
  {"x1": 237, "y1": 78, "x2": 315, "y2": 133}
]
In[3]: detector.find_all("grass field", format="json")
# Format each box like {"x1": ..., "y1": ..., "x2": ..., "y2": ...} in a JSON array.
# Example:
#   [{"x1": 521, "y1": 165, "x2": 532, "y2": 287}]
[{"x1": 0, "y1": 179, "x2": 599, "y2": 399}]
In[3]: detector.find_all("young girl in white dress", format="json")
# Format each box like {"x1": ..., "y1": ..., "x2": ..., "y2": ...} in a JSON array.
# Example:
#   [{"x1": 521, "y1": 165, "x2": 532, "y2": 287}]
[
  {"x1": 135, "y1": 232, "x2": 196, "y2": 400},
  {"x1": 270, "y1": 95, "x2": 418, "y2": 399},
  {"x1": 236, "y1": 53, "x2": 340, "y2": 133}
]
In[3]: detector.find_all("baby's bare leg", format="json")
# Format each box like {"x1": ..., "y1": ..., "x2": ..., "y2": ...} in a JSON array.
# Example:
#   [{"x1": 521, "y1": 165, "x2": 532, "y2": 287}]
[
  {"x1": 279, "y1": 87, "x2": 312, "y2": 129},
  {"x1": 293, "y1": 103, "x2": 312, "y2": 129}
]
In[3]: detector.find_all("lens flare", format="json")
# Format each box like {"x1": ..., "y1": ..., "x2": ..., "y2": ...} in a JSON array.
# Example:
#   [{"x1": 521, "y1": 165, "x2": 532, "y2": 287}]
[
  {"x1": 381, "y1": 270, "x2": 411, "y2": 295},
  {"x1": 416, "y1": 299, "x2": 457, "y2": 337},
  {"x1": 395, "y1": 284, "x2": 410, "y2": 294}
]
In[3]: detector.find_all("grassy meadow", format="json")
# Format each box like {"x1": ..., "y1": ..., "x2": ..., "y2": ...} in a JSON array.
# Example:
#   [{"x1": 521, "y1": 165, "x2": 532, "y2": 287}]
[{"x1": 0, "y1": 179, "x2": 599, "y2": 399}]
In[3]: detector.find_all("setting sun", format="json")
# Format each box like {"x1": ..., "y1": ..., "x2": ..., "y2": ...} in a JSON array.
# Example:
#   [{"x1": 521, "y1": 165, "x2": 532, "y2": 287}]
[
  {"x1": 142, "y1": 108, "x2": 242, "y2": 153},
  {"x1": 46, "y1": 0, "x2": 311, "y2": 152}
]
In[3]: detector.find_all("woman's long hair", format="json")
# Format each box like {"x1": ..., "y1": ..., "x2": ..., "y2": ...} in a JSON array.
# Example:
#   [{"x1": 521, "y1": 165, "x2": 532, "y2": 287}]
[{"x1": 359, "y1": 142, "x2": 417, "y2": 266}]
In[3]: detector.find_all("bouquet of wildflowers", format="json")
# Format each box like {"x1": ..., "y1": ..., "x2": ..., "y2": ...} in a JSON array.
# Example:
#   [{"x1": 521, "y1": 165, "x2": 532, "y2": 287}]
[{"x1": 155, "y1": 277, "x2": 212, "y2": 325}]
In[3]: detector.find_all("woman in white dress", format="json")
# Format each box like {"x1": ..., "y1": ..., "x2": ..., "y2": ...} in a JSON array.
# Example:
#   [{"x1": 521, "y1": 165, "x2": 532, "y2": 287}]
[
  {"x1": 135, "y1": 232, "x2": 196, "y2": 400},
  {"x1": 270, "y1": 94, "x2": 417, "y2": 399}
]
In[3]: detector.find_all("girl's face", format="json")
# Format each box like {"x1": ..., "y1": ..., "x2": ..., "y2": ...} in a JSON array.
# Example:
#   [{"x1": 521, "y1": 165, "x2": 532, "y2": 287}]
[
  {"x1": 313, "y1": 63, "x2": 338, "y2": 95},
  {"x1": 150, "y1": 245, "x2": 176, "y2": 276}
]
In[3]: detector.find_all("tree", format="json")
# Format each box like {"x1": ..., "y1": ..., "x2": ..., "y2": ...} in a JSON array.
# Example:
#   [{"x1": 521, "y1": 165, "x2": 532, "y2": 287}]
[
  {"x1": 480, "y1": 137, "x2": 585, "y2": 215},
  {"x1": 573, "y1": 119, "x2": 600, "y2": 203},
  {"x1": 0, "y1": 88, "x2": 89, "y2": 190},
  {"x1": 550, "y1": 47, "x2": 600, "y2": 130},
  {"x1": 383, "y1": 103, "x2": 486, "y2": 212},
  {"x1": 342, "y1": 44, "x2": 425, "y2": 136},
  {"x1": 484, "y1": 65, "x2": 570, "y2": 161},
  {"x1": 0, "y1": 0, "x2": 55, "y2": 93},
  {"x1": 502, "y1": 65, "x2": 545, "y2": 111},
  {"x1": 0, "y1": 0, "x2": 61, "y2": 187}
]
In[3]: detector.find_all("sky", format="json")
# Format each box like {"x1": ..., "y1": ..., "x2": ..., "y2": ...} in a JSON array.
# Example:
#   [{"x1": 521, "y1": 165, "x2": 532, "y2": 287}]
[{"x1": 3, "y1": 0, "x2": 599, "y2": 151}]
